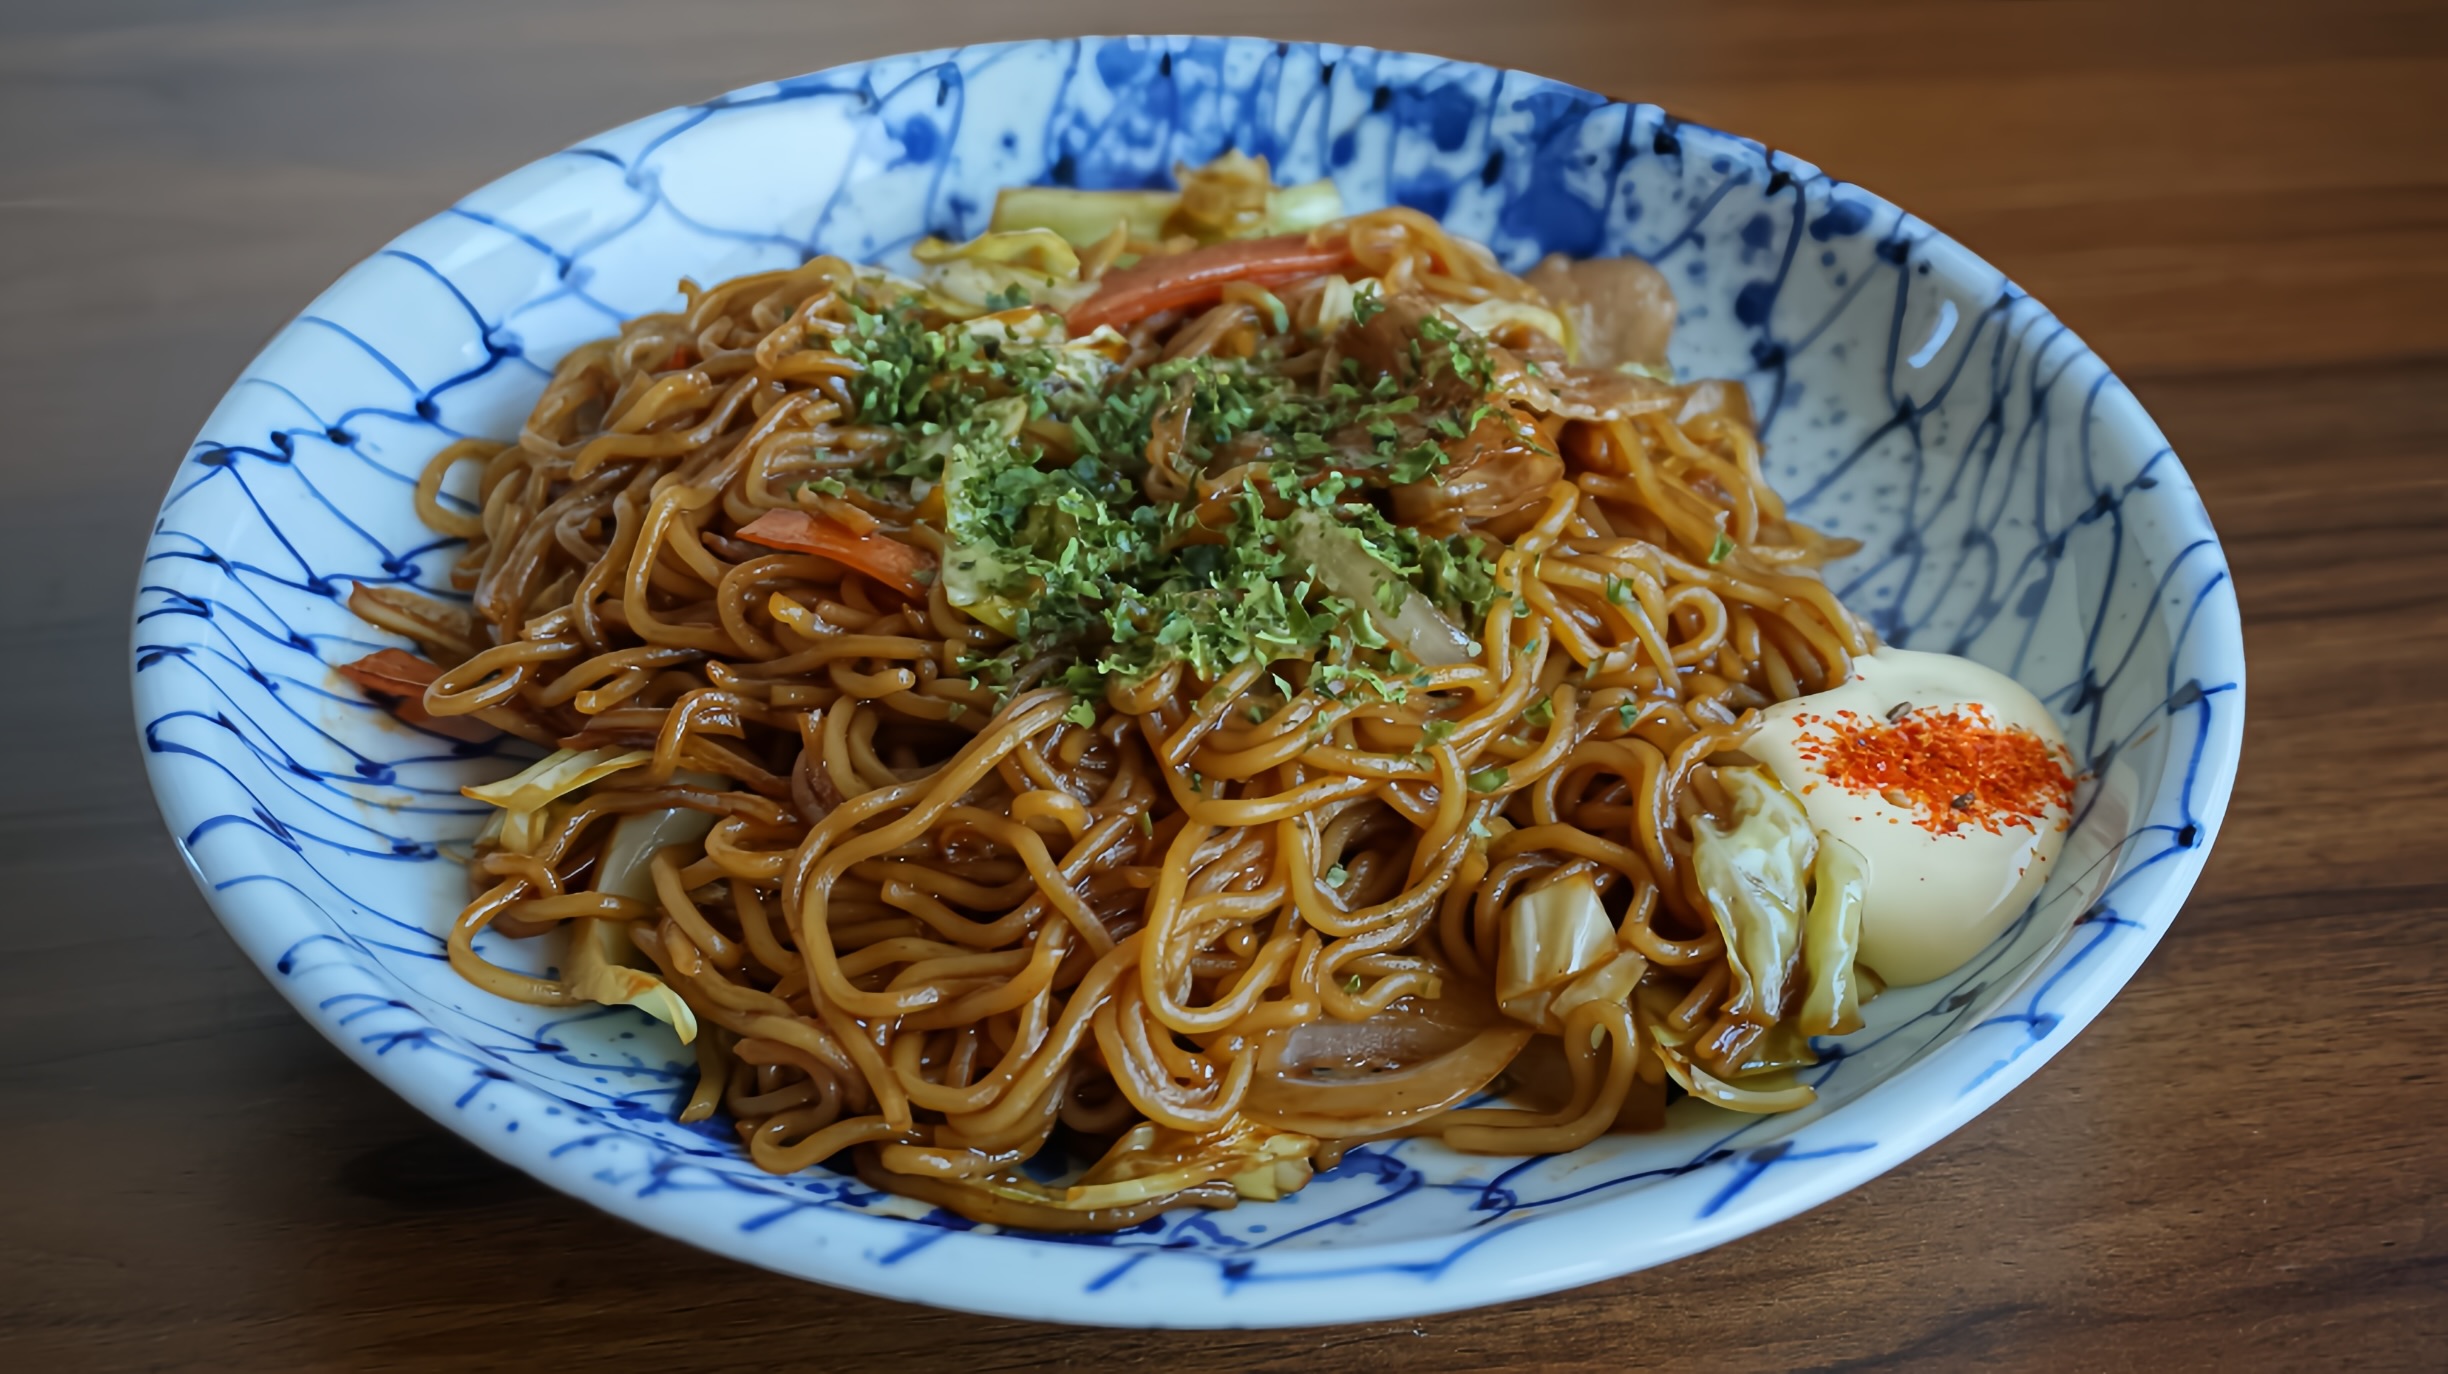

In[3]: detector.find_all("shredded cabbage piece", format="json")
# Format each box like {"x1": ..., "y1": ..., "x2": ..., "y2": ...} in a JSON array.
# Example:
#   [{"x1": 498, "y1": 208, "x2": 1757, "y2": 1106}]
[
  {"x1": 988, "y1": 155, "x2": 1343, "y2": 249},
  {"x1": 1496, "y1": 871, "x2": 1613, "y2": 1027},
  {"x1": 1661, "y1": 1054, "x2": 1815, "y2": 1114},
  {"x1": 1725, "y1": 1018, "x2": 1819, "y2": 1076},
  {"x1": 952, "y1": 305, "x2": 1061, "y2": 348},
  {"x1": 567, "y1": 916, "x2": 698, "y2": 1043},
  {"x1": 938, "y1": 396, "x2": 1034, "y2": 636},
  {"x1": 911, "y1": 229, "x2": 1095, "y2": 317},
  {"x1": 463, "y1": 747, "x2": 653, "y2": 855},
  {"x1": 1256, "y1": 178, "x2": 1343, "y2": 235},
  {"x1": 1691, "y1": 766, "x2": 1816, "y2": 1024},
  {"x1": 1495, "y1": 870, "x2": 1646, "y2": 1033},
  {"x1": 915, "y1": 1119, "x2": 1316, "y2": 1212},
  {"x1": 990, "y1": 186, "x2": 1179, "y2": 247},
  {"x1": 463, "y1": 746, "x2": 653, "y2": 812},
  {"x1": 1641, "y1": 984, "x2": 1816, "y2": 1113},
  {"x1": 1798, "y1": 835, "x2": 1870, "y2": 1035},
  {"x1": 913, "y1": 227, "x2": 1081, "y2": 276},
  {"x1": 1550, "y1": 946, "x2": 1649, "y2": 1033}
]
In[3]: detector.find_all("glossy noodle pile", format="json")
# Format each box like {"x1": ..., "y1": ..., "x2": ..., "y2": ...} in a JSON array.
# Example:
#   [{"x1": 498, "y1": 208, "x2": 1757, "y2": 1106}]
[{"x1": 346, "y1": 155, "x2": 1882, "y2": 1230}]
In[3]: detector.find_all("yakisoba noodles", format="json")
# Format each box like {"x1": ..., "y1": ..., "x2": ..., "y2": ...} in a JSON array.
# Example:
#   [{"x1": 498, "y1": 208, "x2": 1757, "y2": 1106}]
[{"x1": 343, "y1": 154, "x2": 2076, "y2": 1230}]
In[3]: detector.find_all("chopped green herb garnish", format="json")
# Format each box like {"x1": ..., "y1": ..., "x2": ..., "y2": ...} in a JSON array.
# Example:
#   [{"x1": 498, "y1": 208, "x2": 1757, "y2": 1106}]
[
  {"x1": 812, "y1": 293, "x2": 1517, "y2": 698},
  {"x1": 1523, "y1": 696, "x2": 1554, "y2": 728},
  {"x1": 1350, "y1": 281, "x2": 1386, "y2": 326},
  {"x1": 1708, "y1": 531, "x2": 1735, "y2": 565},
  {"x1": 1467, "y1": 765, "x2": 1509, "y2": 793}
]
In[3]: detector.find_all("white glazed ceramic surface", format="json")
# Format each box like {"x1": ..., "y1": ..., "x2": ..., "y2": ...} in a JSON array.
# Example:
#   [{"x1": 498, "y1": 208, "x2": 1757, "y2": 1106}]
[{"x1": 132, "y1": 37, "x2": 2244, "y2": 1327}]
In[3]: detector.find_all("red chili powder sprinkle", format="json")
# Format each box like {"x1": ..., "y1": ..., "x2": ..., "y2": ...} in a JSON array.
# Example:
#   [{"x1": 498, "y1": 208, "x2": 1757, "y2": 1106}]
[{"x1": 1790, "y1": 704, "x2": 2073, "y2": 836}]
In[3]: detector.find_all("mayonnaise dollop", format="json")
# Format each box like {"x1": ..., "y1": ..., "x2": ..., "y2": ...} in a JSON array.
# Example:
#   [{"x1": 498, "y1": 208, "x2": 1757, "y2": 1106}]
[{"x1": 1744, "y1": 649, "x2": 2076, "y2": 986}]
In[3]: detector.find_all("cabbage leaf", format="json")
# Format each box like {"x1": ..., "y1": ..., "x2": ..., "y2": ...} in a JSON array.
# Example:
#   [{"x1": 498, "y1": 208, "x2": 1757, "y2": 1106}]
[
  {"x1": 463, "y1": 747, "x2": 653, "y2": 856},
  {"x1": 988, "y1": 155, "x2": 1343, "y2": 250},
  {"x1": 567, "y1": 917, "x2": 698, "y2": 1044},
  {"x1": 1494, "y1": 870, "x2": 1649, "y2": 1035},
  {"x1": 1797, "y1": 835, "x2": 1870, "y2": 1035},
  {"x1": 1691, "y1": 766, "x2": 1816, "y2": 1024}
]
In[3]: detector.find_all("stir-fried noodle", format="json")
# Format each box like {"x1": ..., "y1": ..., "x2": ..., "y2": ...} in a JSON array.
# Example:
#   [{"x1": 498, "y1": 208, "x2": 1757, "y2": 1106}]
[{"x1": 347, "y1": 157, "x2": 1881, "y2": 1229}]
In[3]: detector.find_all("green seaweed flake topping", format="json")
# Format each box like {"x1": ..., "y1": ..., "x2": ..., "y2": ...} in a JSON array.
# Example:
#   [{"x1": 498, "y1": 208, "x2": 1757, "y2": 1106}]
[{"x1": 829, "y1": 297, "x2": 1507, "y2": 695}]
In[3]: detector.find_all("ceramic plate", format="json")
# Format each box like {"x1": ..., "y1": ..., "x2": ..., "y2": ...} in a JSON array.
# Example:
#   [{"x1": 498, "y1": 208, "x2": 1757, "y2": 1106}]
[{"x1": 132, "y1": 36, "x2": 2245, "y2": 1327}]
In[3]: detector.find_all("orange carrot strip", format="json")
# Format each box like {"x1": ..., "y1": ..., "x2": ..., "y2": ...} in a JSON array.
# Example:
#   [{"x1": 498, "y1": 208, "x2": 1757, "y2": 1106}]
[
  {"x1": 734, "y1": 508, "x2": 936, "y2": 600},
  {"x1": 1064, "y1": 234, "x2": 1350, "y2": 335},
  {"x1": 336, "y1": 649, "x2": 496, "y2": 741},
  {"x1": 337, "y1": 647, "x2": 442, "y2": 695}
]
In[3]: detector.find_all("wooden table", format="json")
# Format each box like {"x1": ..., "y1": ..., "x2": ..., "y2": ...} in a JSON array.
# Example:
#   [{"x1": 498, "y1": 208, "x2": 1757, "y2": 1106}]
[{"x1": 3, "y1": 1, "x2": 2441, "y2": 1367}]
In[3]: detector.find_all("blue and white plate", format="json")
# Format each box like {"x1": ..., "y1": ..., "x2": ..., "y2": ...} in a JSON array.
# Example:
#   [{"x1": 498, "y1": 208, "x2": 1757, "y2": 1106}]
[{"x1": 131, "y1": 36, "x2": 2245, "y2": 1327}]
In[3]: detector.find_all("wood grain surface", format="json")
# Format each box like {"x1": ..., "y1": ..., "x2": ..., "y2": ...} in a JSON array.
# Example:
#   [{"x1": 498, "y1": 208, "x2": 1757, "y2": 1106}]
[{"x1": 2, "y1": 1, "x2": 2442, "y2": 1368}]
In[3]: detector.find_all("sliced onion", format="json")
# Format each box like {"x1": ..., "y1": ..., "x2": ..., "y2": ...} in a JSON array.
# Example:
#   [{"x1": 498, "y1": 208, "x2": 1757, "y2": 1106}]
[
  {"x1": 558, "y1": 770, "x2": 732, "y2": 1041},
  {"x1": 1241, "y1": 1026, "x2": 1531, "y2": 1137},
  {"x1": 590, "y1": 769, "x2": 730, "y2": 900},
  {"x1": 1241, "y1": 978, "x2": 1531, "y2": 1136},
  {"x1": 594, "y1": 805, "x2": 720, "y2": 901}
]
